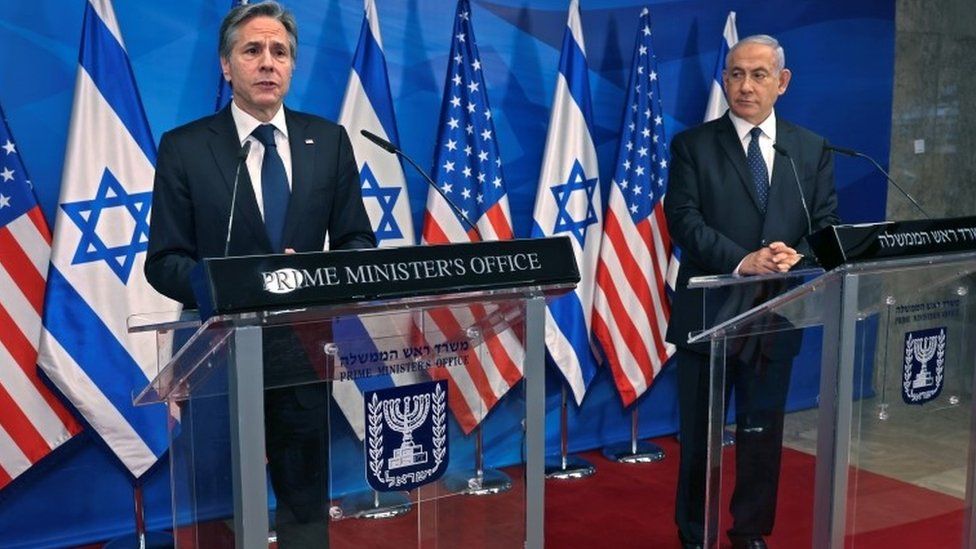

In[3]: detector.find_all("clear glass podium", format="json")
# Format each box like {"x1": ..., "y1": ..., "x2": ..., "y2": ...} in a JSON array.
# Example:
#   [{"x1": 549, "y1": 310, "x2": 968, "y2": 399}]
[
  {"x1": 688, "y1": 251, "x2": 976, "y2": 548},
  {"x1": 131, "y1": 283, "x2": 559, "y2": 548}
]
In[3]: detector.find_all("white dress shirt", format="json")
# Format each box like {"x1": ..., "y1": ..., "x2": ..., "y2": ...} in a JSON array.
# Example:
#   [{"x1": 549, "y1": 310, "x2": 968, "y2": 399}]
[
  {"x1": 230, "y1": 101, "x2": 293, "y2": 220},
  {"x1": 728, "y1": 109, "x2": 777, "y2": 274},
  {"x1": 728, "y1": 109, "x2": 776, "y2": 185}
]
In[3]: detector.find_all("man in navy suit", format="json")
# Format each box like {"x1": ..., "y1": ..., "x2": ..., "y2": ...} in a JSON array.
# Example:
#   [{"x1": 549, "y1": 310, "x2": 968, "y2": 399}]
[
  {"x1": 146, "y1": 2, "x2": 374, "y2": 547},
  {"x1": 664, "y1": 35, "x2": 839, "y2": 549}
]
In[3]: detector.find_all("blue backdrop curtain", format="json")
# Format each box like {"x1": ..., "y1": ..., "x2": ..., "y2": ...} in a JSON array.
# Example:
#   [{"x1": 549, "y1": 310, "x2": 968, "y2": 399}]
[{"x1": 0, "y1": 1, "x2": 893, "y2": 546}]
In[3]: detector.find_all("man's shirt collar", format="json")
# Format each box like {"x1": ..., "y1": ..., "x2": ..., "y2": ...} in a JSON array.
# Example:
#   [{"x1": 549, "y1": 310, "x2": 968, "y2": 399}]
[
  {"x1": 230, "y1": 101, "x2": 289, "y2": 144},
  {"x1": 728, "y1": 109, "x2": 777, "y2": 144}
]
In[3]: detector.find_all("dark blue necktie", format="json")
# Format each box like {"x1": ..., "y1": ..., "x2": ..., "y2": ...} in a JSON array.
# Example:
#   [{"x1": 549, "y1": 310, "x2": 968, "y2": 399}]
[
  {"x1": 747, "y1": 127, "x2": 769, "y2": 214},
  {"x1": 251, "y1": 124, "x2": 290, "y2": 252}
]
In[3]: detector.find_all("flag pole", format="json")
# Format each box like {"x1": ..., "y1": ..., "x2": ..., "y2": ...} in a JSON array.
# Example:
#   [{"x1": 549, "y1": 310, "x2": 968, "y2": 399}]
[
  {"x1": 102, "y1": 479, "x2": 173, "y2": 549},
  {"x1": 440, "y1": 325, "x2": 513, "y2": 497},
  {"x1": 601, "y1": 402, "x2": 665, "y2": 463},
  {"x1": 545, "y1": 383, "x2": 595, "y2": 479},
  {"x1": 441, "y1": 423, "x2": 513, "y2": 496}
]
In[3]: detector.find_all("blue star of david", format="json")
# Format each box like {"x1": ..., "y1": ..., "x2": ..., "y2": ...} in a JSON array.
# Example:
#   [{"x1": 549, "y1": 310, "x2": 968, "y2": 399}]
[
  {"x1": 550, "y1": 160, "x2": 598, "y2": 246},
  {"x1": 61, "y1": 168, "x2": 152, "y2": 284},
  {"x1": 359, "y1": 163, "x2": 403, "y2": 241}
]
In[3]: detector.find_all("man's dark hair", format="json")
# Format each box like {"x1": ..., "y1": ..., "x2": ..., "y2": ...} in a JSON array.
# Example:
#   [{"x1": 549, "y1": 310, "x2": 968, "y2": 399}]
[{"x1": 218, "y1": 1, "x2": 298, "y2": 61}]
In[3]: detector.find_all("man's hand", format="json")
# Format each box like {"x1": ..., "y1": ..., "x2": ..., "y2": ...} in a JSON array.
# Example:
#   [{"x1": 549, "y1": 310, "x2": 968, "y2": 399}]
[{"x1": 739, "y1": 241, "x2": 803, "y2": 275}]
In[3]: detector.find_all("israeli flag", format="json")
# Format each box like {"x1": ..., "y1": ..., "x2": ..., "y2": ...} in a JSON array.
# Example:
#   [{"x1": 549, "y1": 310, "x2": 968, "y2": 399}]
[
  {"x1": 338, "y1": 0, "x2": 414, "y2": 248},
  {"x1": 214, "y1": 0, "x2": 247, "y2": 112},
  {"x1": 668, "y1": 11, "x2": 738, "y2": 293},
  {"x1": 529, "y1": 0, "x2": 601, "y2": 405},
  {"x1": 334, "y1": 0, "x2": 419, "y2": 440},
  {"x1": 703, "y1": 11, "x2": 738, "y2": 123},
  {"x1": 37, "y1": 0, "x2": 177, "y2": 478}
]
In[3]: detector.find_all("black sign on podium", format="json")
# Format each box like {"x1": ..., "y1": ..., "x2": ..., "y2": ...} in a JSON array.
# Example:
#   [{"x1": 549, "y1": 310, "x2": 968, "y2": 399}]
[{"x1": 191, "y1": 237, "x2": 580, "y2": 319}]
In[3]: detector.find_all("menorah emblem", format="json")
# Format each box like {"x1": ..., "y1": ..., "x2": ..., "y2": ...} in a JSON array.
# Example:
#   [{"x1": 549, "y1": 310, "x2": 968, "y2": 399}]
[
  {"x1": 384, "y1": 394, "x2": 431, "y2": 470},
  {"x1": 365, "y1": 380, "x2": 448, "y2": 492},
  {"x1": 910, "y1": 334, "x2": 938, "y2": 389},
  {"x1": 902, "y1": 327, "x2": 946, "y2": 405}
]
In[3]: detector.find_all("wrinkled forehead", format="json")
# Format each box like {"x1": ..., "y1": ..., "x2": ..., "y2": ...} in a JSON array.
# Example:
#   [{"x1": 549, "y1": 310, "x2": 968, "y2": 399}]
[
  {"x1": 727, "y1": 44, "x2": 779, "y2": 72},
  {"x1": 234, "y1": 16, "x2": 291, "y2": 50}
]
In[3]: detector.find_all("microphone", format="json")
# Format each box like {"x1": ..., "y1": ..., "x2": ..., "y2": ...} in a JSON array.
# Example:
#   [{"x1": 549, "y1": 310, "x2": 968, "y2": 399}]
[
  {"x1": 772, "y1": 143, "x2": 813, "y2": 236},
  {"x1": 824, "y1": 144, "x2": 930, "y2": 218},
  {"x1": 360, "y1": 129, "x2": 482, "y2": 239},
  {"x1": 224, "y1": 140, "x2": 252, "y2": 257}
]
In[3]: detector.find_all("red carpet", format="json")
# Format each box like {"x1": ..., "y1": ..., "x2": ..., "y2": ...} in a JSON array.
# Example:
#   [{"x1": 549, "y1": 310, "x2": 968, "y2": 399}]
[
  {"x1": 89, "y1": 436, "x2": 966, "y2": 547},
  {"x1": 544, "y1": 437, "x2": 966, "y2": 548}
]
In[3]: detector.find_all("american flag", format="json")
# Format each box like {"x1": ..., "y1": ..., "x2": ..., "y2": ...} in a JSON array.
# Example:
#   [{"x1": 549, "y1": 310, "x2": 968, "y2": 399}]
[
  {"x1": 593, "y1": 8, "x2": 675, "y2": 407},
  {"x1": 0, "y1": 106, "x2": 82, "y2": 489},
  {"x1": 421, "y1": 0, "x2": 521, "y2": 433}
]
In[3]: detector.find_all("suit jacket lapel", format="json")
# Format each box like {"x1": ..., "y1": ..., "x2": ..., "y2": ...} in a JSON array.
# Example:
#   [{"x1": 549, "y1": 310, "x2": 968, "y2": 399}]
[
  {"x1": 282, "y1": 108, "x2": 315, "y2": 248},
  {"x1": 716, "y1": 114, "x2": 765, "y2": 214},
  {"x1": 208, "y1": 106, "x2": 271, "y2": 251}
]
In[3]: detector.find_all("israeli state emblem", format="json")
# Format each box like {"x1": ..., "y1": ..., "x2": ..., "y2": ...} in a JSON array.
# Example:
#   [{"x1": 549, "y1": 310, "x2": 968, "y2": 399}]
[
  {"x1": 902, "y1": 327, "x2": 946, "y2": 405},
  {"x1": 365, "y1": 380, "x2": 448, "y2": 491}
]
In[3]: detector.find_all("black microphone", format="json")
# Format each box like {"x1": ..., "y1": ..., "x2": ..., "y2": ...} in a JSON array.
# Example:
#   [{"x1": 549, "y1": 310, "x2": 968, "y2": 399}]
[
  {"x1": 360, "y1": 129, "x2": 482, "y2": 239},
  {"x1": 772, "y1": 143, "x2": 812, "y2": 236},
  {"x1": 224, "y1": 140, "x2": 252, "y2": 257},
  {"x1": 824, "y1": 144, "x2": 930, "y2": 218}
]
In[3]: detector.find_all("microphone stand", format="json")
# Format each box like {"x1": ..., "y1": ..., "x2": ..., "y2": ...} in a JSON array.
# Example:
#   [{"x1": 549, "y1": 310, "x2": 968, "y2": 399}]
[
  {"x1": 827, "y1": 144, "x2": 930, "y2": 218},
  {"x1": 360, "y1": 129, "x2": 482, "y2": 239}
]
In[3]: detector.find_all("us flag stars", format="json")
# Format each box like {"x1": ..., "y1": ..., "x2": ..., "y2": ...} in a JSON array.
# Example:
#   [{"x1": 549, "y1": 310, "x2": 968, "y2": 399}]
[{"x1": 426, "y1": 1, "x2": 510, "y2": 241}]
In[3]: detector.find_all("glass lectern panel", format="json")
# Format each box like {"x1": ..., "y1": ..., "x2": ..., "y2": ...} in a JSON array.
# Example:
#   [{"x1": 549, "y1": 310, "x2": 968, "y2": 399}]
[
  {"x1": 322, "y1": 299, "x2": 527, "y2": 548},
  {"x1": 691, "y1": 271, "x2": 825, "y2": 548},
  {"x1": 689, "y1": 252, "x2": 976, "y2": 548},
  {"x1": 133, "y1": 289, "x2": 540, "y2": 548},
  {"x1": 842, "y1": 259, "x2": 974, "y2": 548}
]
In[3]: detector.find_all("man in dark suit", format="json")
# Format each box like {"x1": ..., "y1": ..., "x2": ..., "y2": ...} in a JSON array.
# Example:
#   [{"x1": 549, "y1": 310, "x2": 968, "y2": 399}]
[
  {"x1": 145, "y1": 2, "x2": 374, "y2": 547},
  {"x1": 664, "y1": 35, "x2": 839, "y2": 549}
]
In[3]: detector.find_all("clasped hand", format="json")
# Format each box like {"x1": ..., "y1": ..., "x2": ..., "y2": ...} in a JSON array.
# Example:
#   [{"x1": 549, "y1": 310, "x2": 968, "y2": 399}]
[{"x1": 739, "y1": 241, "x2": 802, "y2": 275}]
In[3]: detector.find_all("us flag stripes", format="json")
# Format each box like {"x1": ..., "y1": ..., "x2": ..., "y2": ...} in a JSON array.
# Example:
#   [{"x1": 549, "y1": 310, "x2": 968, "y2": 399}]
[
  {"x1": 421, "y1": 0, "x2": 521, "y2": 433},
  {"x1": 593, "y1": 7, "x2": 675, "y2": 407},
  {"x1": 0, "y1": 106, "x2": 82, "y2": 489}
]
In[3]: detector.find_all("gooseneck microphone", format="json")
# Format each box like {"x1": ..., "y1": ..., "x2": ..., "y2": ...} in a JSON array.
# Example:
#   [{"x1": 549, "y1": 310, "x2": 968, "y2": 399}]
[
  {"x1": 360, "y1": 129, "x2": 482, "y2": 239},
  {"x1": 772, "y1": 143, "x2": 813, "y2": 236},
  {"x1": 224, "y1": 140, "x2": 252, "y2": 257},
  {"x1": 824, "y1": 144, "x2": 930, "y2": 218}
]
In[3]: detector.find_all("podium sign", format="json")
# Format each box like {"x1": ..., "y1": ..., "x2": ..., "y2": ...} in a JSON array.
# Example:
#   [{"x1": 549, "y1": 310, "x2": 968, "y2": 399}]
[{"x1": 191, "y1": 237, "x2": 578, "y2": 319}]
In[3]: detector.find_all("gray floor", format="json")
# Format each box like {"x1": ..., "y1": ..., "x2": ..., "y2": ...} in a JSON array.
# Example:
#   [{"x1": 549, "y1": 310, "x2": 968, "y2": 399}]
[{"x1": 782, "y1": 392, "x2": 972, "y2": 499}]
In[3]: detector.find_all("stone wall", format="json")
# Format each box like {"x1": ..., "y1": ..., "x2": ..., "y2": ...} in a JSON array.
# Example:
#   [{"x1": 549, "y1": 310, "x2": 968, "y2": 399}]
[{"x1": 889, "y1": 0, "x2": 976, "y2": 219}]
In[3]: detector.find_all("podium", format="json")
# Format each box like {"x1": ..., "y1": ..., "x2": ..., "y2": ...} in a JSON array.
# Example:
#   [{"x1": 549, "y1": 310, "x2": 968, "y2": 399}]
[
  {"x1": 131, "y1": 238, "x2": 577, "y2": 548},
  {"x1": 687, "y1": 247, "x2": 976, "y2": 548}
]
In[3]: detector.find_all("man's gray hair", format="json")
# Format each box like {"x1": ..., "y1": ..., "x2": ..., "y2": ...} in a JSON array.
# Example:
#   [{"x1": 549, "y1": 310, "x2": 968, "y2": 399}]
[
  {"x1": 726, "y1": 34, "x2": 786, "y2": 72},
  {"x1": 219, "y1": 1, "x2": 298, "y2": 61}
]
